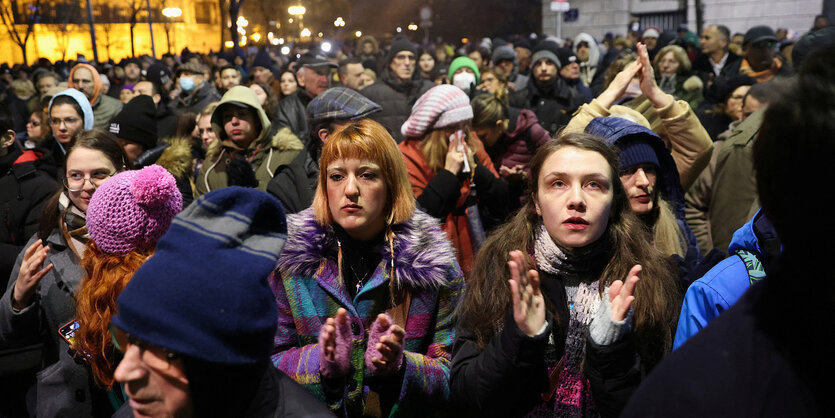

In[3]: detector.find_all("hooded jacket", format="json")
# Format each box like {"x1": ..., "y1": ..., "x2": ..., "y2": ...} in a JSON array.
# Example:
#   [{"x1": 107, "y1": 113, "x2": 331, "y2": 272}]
[
  {"x1": 68, "y1": 64, "x2": 123, "y2": 129},
  {"x1": 673, "y1": 209, "x2": 779, "y2": 350},
  {"x1": 197, "y1": 86, "x2": 302, "y2": 195},
  {"x1": 574, "y1": 33, "x2": 603, "y2": 92},
  {"x1": 485, "y1": 107, "x2": 551, "y2": 174},
  {"x1": 508, "y1": 76, "x2": 585, "y2": 136},
  {"x1": 270, "y1": 208, "x2": 464, "y2": 416}
]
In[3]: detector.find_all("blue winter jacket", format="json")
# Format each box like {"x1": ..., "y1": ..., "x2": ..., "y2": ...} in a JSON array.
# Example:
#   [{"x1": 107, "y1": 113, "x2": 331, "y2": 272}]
[{"x1": 673, "y1": 209, "x2": 779, "y2": 350}]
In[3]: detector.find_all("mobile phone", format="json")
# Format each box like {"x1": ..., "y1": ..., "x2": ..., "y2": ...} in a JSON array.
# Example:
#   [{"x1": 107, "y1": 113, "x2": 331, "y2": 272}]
[{"x1": 58, "y1": 320, "x2": 79, "y2": 346}]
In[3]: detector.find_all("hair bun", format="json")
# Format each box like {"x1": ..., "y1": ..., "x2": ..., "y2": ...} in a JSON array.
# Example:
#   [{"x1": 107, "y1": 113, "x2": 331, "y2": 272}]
[{"x1": 130, "y1": 165, "x2": 178, "y2": 207}]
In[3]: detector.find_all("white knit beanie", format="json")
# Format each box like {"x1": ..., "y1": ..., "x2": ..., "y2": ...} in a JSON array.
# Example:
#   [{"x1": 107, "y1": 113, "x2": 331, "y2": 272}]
[{"x1": 401, "y1": 85, "x2": 473, "y2": 139}]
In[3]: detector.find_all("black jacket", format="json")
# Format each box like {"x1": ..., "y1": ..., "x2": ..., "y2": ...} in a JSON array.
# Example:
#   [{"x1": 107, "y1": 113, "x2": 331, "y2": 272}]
[
  {"x1": 622, "y1": 253, "x2": 829, "y2": 417},
  {"x1": 266, "y1": 145, "x2": 318, "y2": 214},
  {"x1": 0, "y1": 147, "x2": 60, "y2": 289},
  {"x1": 509, "y1": 77, "x2": 585, "y2": 136},
  {"x1": 692, "y1": 51, "x2": 743, "y2": 91},
  {"x1": 360, "y1": 70, "x2": 434, "y2": 143},
  {"x1": 275, "y1": 91, "x2": 311, "y2": 145},
  {"x1": 450, "y1": 271, "x2": 644, "y2": 417},
  {"x1": 169, "y1": 82, "x2": 221, "y2": 116}
]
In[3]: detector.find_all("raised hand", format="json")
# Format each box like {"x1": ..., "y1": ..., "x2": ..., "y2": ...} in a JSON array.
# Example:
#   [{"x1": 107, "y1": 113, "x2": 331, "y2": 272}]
[
  {"x1": 597, "y1": 60, "x2": 643, "y2": 108},
  {"x1": 608, "y1": 265, "x2": 641, "y2": 321},
  {"x1": 365, "y1": 313, "x2": 406, "y2": 376},
  {"x1": 636, "y1": 43, "x2": 674, "y2": 109},
  {"x1": 444, "y1": 136, "x2": 467, "y2": 174},
  {"x1": 508, "y1": 250, "x2": 545, "y2": 337},
  {"x1": 12, "y1": 240, "x2": 53, "y2": 310},
  {"x1": 318, "y1": 308, "x2": 353, "y2": 379}
]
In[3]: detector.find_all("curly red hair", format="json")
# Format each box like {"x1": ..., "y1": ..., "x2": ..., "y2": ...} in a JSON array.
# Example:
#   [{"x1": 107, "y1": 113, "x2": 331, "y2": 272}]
[{"x1": 74, "y1": 241, "x2": 153, "y2": 388}]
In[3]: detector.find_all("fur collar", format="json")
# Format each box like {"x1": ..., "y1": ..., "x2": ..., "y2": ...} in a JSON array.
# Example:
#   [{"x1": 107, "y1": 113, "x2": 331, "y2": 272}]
[{"x1": 277, "y1": 208, "x2": 455, "y2": 290}]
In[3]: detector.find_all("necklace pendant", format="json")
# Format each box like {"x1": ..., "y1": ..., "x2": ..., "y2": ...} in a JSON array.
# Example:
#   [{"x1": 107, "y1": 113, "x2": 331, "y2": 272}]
[{"x1": 356, "y1": 282, "x2": 362, "y2": 293}]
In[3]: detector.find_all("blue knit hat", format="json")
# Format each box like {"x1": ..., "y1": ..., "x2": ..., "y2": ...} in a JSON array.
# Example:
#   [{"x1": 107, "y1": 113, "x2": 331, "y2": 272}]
[{"x1": 111, "y1": 187, "x2": 287, "y2": 365}]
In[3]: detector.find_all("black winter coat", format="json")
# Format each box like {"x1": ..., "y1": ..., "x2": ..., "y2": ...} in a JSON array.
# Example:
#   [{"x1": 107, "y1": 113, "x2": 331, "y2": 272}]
[
  {"x1": 0, "y1": 148, "x2": 60, "y2": 289},
  {"x1": 509, "y1": 78, "x2": 585, "y2": 136},
  {"x1": 275, "y1": 91, "x2": 311, "y2": 145},
  {"x1": 450, "y1": 271, "x2": 644, "y2": 418},
  {"x1": 360, "y1": 70, "x2": 434, "y2": 143},
  {"x1": 266, "y1": 146, "x2": 318, "y2": 214}
]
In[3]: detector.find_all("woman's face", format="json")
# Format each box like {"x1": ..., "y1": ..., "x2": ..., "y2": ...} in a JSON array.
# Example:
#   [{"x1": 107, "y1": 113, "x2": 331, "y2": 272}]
[
  {"x1": 65, "y1": 147, "x2": 117, "y2": 212},
  {"x1": 120, "y1": 88, "x2": 134, "y2": 104},
  {"x1": 326, "y1": 158, "x2": 388, "y2": 241},
  {"x1": 26, "y1": 113, "x2": 44, "y2": 141},
  {"x1": 480, "y1": 72, "x2": 503, "y2": 94},
  {"x1": 249, "y1": 84, "x2": 267, "y2": 105},
  {"x1": 535, "y1": 147, "x2": 614, "y2": 249},
  {"x1": 50, "y1": 103, "x2": 84, "y2": 144},
  {"x1": 419, "y1": 53, "x2": 435, "y2": 73},
  {"x1": 725, "y1": 85, "x2": 750, "y2": 121},
  {"x1": 657, "y1": 52, "x2": 680, "y2": 76},
  {"x1": 280, "y1": 72, "x2": 298, "y2": 96}
]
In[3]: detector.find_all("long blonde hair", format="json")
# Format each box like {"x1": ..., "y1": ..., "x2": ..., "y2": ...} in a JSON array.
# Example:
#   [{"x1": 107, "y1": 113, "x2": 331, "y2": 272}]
[
  {"x1": 653, "y1": 199, "x2": 687, "y2": 258},
  {"x1": 419, "y1": 125, "x2": 479, "y2": 173}
]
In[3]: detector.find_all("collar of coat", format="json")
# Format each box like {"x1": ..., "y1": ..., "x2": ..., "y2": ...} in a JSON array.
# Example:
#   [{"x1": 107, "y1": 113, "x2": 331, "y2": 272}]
[{"x1": 277, "y1": 208, "x2": 455, "y2": 290}]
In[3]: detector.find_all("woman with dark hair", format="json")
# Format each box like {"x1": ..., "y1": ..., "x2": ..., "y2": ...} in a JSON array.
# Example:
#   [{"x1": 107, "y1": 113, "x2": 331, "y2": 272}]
[
  {"x1": 451, "y1": 133, "x2": 681, "y2": 417},
  {"x1": 0, "y1": 130, "x2": 129, "y2": 417},
  {"x1": 249, "y1": 80, "x2": 279, "y2": 121},
  {"x1": 24, "y1": 109, "x2": 51, "y2": 149},
  {"x1": 418, "y1": 48, "x2": 437, "y2": 80},
  {"x1": 270, "y1": 118, "x2": 463, "y2": 416},
  {"x1": 279, "y1": 70, "x2": 299, "y2": 100},
  {"x1": 44, "y1": 88, "x2": 94, "y2": 172}
]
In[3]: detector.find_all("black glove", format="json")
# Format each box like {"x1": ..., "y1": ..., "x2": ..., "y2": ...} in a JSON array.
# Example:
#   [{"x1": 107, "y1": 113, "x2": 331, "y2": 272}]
[{"x1": 226, "y1": 156, "x2": 258, "y2": 188}]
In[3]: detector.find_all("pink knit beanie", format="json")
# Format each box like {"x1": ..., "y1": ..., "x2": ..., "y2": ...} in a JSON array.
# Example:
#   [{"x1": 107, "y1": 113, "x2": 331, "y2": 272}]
[
  {"x1": 86, "y1": 165, "x2": 183, "y2": 256},
  {"x1": 401, "y1": 84, "x2": 473, "y2": 139}
]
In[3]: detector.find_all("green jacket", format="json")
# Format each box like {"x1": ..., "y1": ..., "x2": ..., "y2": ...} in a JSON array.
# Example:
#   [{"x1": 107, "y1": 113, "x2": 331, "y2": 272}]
[
  {"x1": 196, "y1": 86, "x2": 303, "y2": 196},
  {"x1": 708, "y1": 107, "x2": 765, "y2": 252}
]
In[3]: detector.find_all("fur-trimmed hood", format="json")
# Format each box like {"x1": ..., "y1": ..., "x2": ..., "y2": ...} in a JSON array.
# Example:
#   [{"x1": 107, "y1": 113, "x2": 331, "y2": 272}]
[{"x1": 277, "y1": 208, "x2": 456, "y2": 290}]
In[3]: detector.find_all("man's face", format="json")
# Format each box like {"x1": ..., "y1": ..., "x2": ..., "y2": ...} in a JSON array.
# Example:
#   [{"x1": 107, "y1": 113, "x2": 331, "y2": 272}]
[
  {"x1": 389, "y1": 51, "x2": 416, "y2": 81},
  {"x1": 300, "y1": 66, "x2": 330, "y2": 97},
  {"x1": 468, "y1": 51, "x2": 483, "y2": 69},
  {"x1": 252, "y1": 66, "x2": 272, "y2": 84},
  {"x1": 515, "y1": 47, "x2": 532, "y2": 69},
  {"x1": 814, "y1": 16, "x2": 829, "y2": 30},
  {"x1": 576, "y1": 45, "x2": 590, "y2": 62},
  {"x1": 116, "y1": 137, "x2": 145, "y2": 163},
  {"x1": 72, "y1": 67, "x2": 95, "y2": 100},
  {"x1": 220, "y1": 68, "x2": 241, "y2": 90},
  {"x1": 134, "y1": 81, "x2": 160, "y2": 105},
  {"x1": 339, "y1": 63, "x2": 365, "y2": 91},
  {"x1": 742, "y1": 94, "x2": 765, "y2": 120},
  {"x1": 37, "y1": 75, "x2": 58, "y2": 96},
  {"x1": 113, "y1": 334, "x2": 193, "y2": 418},
  {"x1": 533, "y1": 58, "x2": 558, "y2": 84},
  {"x1": 744, "y1": 40, "x2": 776, "y2": 72},
  {"x1": 699, "y1": 26, "x2": 727, "y2": 55},
  {"x1": 559, "y1": 62, "x2": 580, "y2": 80},
  {"x1": 222, "y1": 105, "x2": 259, "y2": 147},
  {"x1": 125, "y1": 63, "x2": 141, "y2": 81},
  {"x1": 496, "y1": 59, "x2": 514, "y2": 77}
]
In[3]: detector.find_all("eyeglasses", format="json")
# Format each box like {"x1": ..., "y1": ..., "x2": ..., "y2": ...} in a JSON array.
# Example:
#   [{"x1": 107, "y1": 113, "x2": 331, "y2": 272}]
[
  {"x1": 27, "y1": 120, "x2": 41, "y2": 127},
  {"x1": 109, "y1": 323, "x2": 179, "y2": 370},
  {"x1": 50, "y1": 117, "x2": 81, "y2": 127},
  {"x1": 63, "y1": 171, "x2": 115, "y2": 191},
  {"x1": 393, "y1": 53, "x2": 416, "y2": 62}
]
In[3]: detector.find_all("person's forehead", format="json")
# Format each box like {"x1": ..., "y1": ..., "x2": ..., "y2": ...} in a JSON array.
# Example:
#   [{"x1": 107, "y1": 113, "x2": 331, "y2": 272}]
[
  {"x1": 223, "y1": 105, "x2": 254, "y2": 116},
  {"x1": 74, "y1": 68, "x2": 93, "y2": 79},
  {"x1": 180, "y1": 71, "x2": 200, "y2": 77},
  {"x1": 38, "y1": 76, "x2": 57, "y2": 85},
  {"x1": 395, "y1": 51, "x2": 415, "y2": 57},
  {"x1": 221, "y1": 68, "x2": 240, "y2": 76}
]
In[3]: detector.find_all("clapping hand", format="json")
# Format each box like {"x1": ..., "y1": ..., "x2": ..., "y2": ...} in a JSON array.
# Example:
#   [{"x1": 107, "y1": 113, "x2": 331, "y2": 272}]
[{"x1": 508, "y1": 250, "x2": 545, "y2": 337}]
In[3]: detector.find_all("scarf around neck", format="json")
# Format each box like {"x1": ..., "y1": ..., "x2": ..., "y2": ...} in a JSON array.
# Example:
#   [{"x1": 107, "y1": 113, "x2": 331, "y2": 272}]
[{"x1": 59, "y1": 192, "x2": 89, "y2": 258}]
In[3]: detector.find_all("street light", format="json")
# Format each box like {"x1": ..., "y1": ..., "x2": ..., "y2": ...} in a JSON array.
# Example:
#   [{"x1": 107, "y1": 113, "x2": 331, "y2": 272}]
[
  {"x1": 322, "y1": 42, "x2": 332, "y2": 52},
  {"x1": 288, "y1": 6, "x2": 306, "y2": 16},
  {"x1": 334, "y1": 17, "x2": 345, "y2": 27},
  {"x1": 225, "y1": 41, "x2": 235, "y2": 48},
  {"x1": 237, "y1": 16, "x2": 248, "y2": 27},
  {"x1": 408, "y1": 23, "x2": 418, "y2": 31},
  {"x1": 396, "y1": 26, "x2": 402, "y2": 33},
  {"x1": 161, "y1": 7, "x2": 182, "y2": 54},
  {"x1": 355, "y1": 30, "x2": 362, "y2": 38},
  {"x1": 301, "y1": 28, "x2": 311, "y2": 37},
  {"x1": 251, "y1": 33, "x2": 261, "y2": 43}
]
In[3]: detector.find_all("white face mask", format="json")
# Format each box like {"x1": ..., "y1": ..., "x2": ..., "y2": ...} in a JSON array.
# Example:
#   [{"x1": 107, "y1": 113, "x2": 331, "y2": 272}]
[{"x1": 452, "y1": 72, "x2": 477, "y2": 92}]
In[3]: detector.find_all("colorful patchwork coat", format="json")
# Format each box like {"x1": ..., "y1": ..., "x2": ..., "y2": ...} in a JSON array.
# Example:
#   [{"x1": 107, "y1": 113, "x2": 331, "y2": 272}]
[{"x1": 270, "y1": 208, "x2": 464, "y2": 417}]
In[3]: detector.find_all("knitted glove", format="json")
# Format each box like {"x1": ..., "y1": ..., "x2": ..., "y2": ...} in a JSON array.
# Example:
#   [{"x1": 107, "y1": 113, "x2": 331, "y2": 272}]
[
  {"x1": 318, "y1": 318, "x2": 353, "y2": 379},
  {"x1": 365, "y1": 313, "x2": 404, "y2": 376}
]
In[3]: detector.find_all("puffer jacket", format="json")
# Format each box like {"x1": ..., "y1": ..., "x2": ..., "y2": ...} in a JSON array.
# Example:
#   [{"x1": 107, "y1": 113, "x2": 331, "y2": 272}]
[
  {"x1": 486, "y1": 107, "x2": 552, "y2": 173},
  {"x1": 197, "y1": 86, "x2": 303, "y2": 195},
  {"x1": 270, "y1": 208, "x2": 464, "y2": 417}
]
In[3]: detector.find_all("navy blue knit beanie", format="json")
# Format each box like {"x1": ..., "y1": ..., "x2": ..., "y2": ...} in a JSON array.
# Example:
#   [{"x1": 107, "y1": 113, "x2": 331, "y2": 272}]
[
  {"x1": 112, "y1": 187, "x2": 287, "y2": 365},
  {"x1": 617, "y1": 137, "x2": 660, "y2": 170},
  {"x1": 252, "y1": 49, "x2": 273, "y2": 70},
  {"x1": 388, "y1": 35, "x2": 417, "y2": 63}
]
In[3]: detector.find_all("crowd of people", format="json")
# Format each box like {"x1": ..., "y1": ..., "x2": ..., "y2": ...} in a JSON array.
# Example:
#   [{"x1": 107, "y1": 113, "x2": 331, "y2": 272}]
[{"x1": 0, "y1": 14, "x2": 833, "y2": 418}]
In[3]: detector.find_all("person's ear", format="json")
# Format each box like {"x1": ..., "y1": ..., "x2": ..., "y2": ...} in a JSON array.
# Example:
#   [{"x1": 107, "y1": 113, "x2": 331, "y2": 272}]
[
  {"x1": 534, "y1": 197, "x2": 542, "y2": 216},
  {"x1": 318, "y1": 128, "x2": 330, "y2": 144}
]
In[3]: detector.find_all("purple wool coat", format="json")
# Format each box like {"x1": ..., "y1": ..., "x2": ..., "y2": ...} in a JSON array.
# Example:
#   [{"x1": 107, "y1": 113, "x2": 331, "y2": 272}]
[{"x1": 269, "y1": 208, "x2": 464, "y2": 416}]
